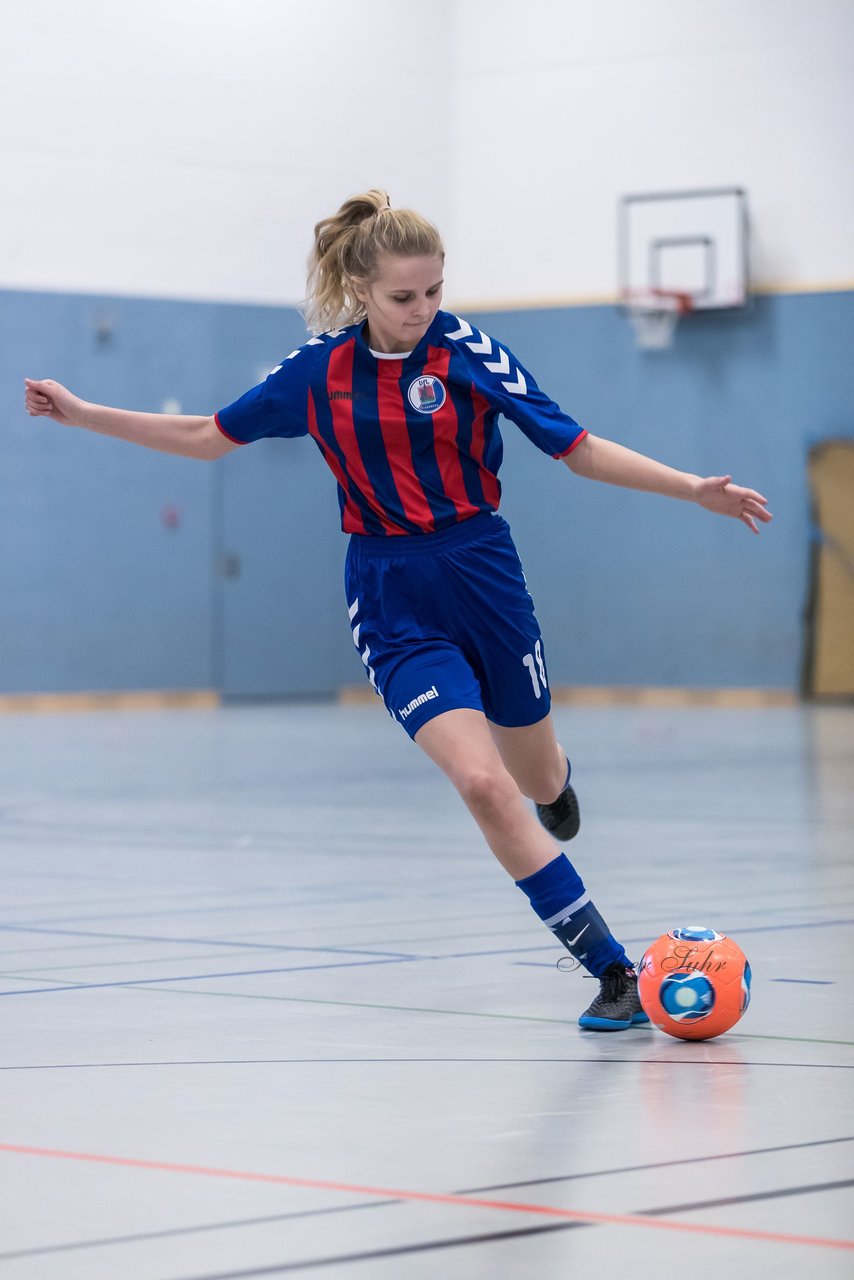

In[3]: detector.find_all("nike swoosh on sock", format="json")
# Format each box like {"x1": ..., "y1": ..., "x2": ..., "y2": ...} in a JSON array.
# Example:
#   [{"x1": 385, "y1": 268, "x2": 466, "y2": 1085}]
[{"x1": 562, "y1": 923, "x2": 589, "y2": 948}]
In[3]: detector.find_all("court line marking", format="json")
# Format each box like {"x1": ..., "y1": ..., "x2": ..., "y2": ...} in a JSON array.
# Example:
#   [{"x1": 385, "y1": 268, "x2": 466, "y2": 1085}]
[
  {"x1": 123, "y1": 1187, "x2": 854, "y2": 1280},
  {"x1": 1, "y1": 915, "x2": 851, "y2": 959},
  {"x1": 3, "y1": 971, "x2": 851, "y2": 1050},
  {"x1": 0, "y1": 923, "x2": 419, "y2": 959},
  {"x1": 0, "y1": 907, "x2": 522, "y2": 941},
  {"x1": 772, "y1": 978, "x2": 834, "y2": 985},
  {"x1": 0, "y1": 1198, "x2": 395, "y2": 1262},
  {"x1": 104, "y1": 983, "x2": 854, "y2": 1050},
  {"x1": 0, "y1": 892, "x2": 407, "y2": 925},
  {"x1": 0, "y1": 1056, "x2": 850, "y2": 1070},
  {"x1": 4, "y1": 1137, "x2": 849, "y2": 1262},
  {"x1": 0, "y1": 928, "x2": 539, "y2": 969},
  {"x1": 437, "y1": 917, "x2": 854, "y2": 958},
  {"x1": 457, "y1": 1134, "x2": 854, "y2": 1194},
  {"x1": 0, "y1": 1144, "x2": 851, "y2": 1253},
  {"x1": 0, "y1": 883, "x2": 284, "y2": 915},
  {"x1": 0, "y1": 957, "x2": 420, "y2": 997},
  {"x1": 644, "y1": 1177, "x2": 854, "y2": 1216},
  {"x1": 0, "y1": 948, "x2": 340, "y2": 976},
  {"x1": 87, "y1": 1224, "x2": 579, "y2": 1278}
]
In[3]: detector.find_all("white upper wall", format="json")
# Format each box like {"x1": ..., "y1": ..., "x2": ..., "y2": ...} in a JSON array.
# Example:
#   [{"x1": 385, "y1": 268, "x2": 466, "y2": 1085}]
[
  {"x1": 448, "y1": 0, "x2": 854, "y2": 304},
  {"x1": 1, "y1": 0, "x2": 852, "y2": 306},
  {"x1": 0, "y1": 0, "x2": 454, "y2": 303}
]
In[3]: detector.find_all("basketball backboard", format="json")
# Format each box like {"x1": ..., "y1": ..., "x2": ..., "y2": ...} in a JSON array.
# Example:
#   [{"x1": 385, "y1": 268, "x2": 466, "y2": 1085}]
[{"x1": 618, "y1": 187, "x2": 748, "y2": 311}]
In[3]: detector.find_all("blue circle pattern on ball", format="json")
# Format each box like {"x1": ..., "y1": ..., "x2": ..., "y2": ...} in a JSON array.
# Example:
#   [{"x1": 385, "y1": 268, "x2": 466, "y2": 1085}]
[
  {"x1": 660, "y1": 971, "x2": 716, "y2": 1021},
  {"x1": 671, "y1": 926, "x2": 722, "y2": 942},
  {"x1": 741, "y1": 961, "x2": 752, "y2": 1011}
]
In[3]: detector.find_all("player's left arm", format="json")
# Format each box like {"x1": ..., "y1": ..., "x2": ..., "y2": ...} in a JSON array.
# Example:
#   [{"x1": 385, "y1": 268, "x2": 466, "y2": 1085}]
[{"x1": 564, "y1": 433, "x2": 772, "y2": 535}]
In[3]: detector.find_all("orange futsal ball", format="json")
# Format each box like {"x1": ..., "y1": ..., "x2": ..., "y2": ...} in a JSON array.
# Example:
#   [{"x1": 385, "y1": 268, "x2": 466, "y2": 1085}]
[{"x1": 638, "y1": 927, "x2": 751, "y2": 1041}]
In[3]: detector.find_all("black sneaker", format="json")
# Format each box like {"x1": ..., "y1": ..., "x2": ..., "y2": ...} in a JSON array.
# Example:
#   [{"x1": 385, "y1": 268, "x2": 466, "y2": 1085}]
[
  {"x1": 578, "y1": 963, "x2": 650, "y2": 1031},
  {"x1": 536, "y1": 782, "x2": 580, "y2": 841}
]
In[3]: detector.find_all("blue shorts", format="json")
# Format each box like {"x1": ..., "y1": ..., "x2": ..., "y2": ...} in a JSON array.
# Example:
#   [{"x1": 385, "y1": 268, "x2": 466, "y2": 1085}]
[{"x1": 344, "y1": 512, "x2": 552, "y2": 739}]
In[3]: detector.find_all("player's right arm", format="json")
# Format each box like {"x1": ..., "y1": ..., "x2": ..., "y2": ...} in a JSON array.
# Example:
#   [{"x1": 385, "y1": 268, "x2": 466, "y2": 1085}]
[{"x1": 23, "y1": 378, "x2": 237, "y2": 460}]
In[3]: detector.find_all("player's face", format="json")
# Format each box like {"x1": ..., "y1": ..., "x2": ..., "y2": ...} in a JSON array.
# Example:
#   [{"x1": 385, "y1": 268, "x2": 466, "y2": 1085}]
[{"x1": 356, "y1": 253, "x2": 444, "y2": 353}]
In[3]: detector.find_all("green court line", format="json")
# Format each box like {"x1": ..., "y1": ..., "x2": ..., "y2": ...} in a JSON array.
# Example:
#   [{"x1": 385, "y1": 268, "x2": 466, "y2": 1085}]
[{"x1": 3, "y1": 971, "x2": 853, "y2": 1048}]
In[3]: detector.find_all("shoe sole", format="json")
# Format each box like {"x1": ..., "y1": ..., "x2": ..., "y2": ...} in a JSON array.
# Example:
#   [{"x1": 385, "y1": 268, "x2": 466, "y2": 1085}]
[{"x1": 578, "y1": 1011, "x2": 651, "y2": 1031}]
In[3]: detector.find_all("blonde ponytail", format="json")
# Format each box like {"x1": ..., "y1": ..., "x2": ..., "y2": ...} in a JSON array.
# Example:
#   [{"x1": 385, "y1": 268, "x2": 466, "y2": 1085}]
[{"x1": 304, "y1": 189, "x2": 444, "y2": 333}]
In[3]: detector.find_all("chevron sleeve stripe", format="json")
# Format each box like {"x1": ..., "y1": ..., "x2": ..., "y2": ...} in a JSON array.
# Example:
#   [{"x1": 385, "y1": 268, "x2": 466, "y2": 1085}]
[{"x1": 445, "y1": 317, "x2": 586, "y2": 459}]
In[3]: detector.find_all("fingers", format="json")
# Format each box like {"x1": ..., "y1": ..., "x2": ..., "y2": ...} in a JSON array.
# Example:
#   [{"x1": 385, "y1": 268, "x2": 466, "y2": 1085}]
[
  {"x1": 25, "y1": 392, "x2": 55, "y2": 416},
  {"x1": 743, "y1": 500, "x2": 773, "y2": 523},
  {"x1": 728, "y1": 483, "x2": 769, "y2": 506},
  {"x1": 738, "y1": 500, "x2": 771, "y2": 530},
  {"x1": 24, "y1": 377, "x2": 56, "y2": 417},
  {"x1": 717, "y1": 478, "x2": 773, "y2": 530}
]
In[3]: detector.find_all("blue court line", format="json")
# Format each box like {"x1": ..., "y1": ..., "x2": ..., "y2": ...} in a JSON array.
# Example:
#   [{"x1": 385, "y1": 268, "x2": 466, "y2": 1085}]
[
  {"x1": 0, "y1": 883, "x2": 283, "y2": 912},
  {"x1": 771, "y1": 978, "x2": 835, "y2": 985},
  {"x1": 518, "y1": 965, "x2": 842, "y2": 983},
  {"x1": 0, "y1": 1056, "x2": 851, "y2": 1069},
  {"x1": 438, "y1": 918, "x2": 854, "y2": 961},
  {"x1": 0, "y1": 923, "x2": 555, "y2": 964},
  {"x1": 688, "y1": 919, "x2": 854, "y2": 937},
  {"x1": 0, "y1": 916, "x2": 850, "y2": 983},
  {"x1": 0, "y1": 925, "x2": 416, "y2": 960},
  {"x1": 0, "y1": 956, "x2": 418, "y2": 997},
  {"x1": 0, "y1": 893, "x2": 388, "y2": 928},
  {"x1": 418, "y1": 945, "x2": 555, "y2": 959}
]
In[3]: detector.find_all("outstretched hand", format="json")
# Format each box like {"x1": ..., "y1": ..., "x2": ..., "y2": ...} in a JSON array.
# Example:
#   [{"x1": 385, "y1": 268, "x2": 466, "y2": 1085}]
[
  {"x1": 694, "y1": 475, "x2": 772, "y2": 534},
  {"x1": 24, "y1": 378, "x2": 83, "y2": 427}
]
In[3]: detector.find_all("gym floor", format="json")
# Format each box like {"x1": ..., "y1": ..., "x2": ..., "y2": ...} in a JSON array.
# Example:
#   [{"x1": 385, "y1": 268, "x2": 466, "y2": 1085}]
[{"x1": 1, "y1": 701, "x2": 852, "y2": 1278}]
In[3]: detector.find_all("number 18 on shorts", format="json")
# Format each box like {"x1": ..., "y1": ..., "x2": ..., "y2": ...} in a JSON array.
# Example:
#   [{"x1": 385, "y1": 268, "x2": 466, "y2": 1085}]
[{"x1": 344, "y1": 513, "x2": 553, "y2": 740}]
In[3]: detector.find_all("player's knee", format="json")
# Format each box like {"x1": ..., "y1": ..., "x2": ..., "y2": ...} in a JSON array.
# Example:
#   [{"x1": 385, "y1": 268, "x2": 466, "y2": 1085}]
[{"x1": 456, "y1": 766, "x2": 517, "y2": 819}]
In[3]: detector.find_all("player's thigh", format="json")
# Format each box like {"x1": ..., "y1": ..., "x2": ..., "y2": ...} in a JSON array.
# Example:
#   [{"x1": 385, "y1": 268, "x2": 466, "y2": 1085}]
[
  {"x1": 415, "y1": 707, "x2": 512, "y2": 801},
  {"x1": 488, "y1": 713, "x2": 567, "y2": 803}
]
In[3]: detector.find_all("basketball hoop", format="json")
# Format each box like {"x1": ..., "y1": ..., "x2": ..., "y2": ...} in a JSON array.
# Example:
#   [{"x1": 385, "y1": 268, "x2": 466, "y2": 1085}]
[{"x1": 623, "y1": 288, "x2": 694, "y2": 351}]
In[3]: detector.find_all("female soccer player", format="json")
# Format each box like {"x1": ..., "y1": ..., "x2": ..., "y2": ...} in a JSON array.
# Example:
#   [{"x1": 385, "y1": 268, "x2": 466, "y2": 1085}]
[{"x1": 24, "y1": 190, "x2": 771, "y2": 1030}]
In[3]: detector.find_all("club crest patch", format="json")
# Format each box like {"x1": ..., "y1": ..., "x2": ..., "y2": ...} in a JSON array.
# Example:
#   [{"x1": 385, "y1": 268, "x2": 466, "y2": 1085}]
[{"x1": 407, "y1": 375, "x2": 446, "y2": 414}]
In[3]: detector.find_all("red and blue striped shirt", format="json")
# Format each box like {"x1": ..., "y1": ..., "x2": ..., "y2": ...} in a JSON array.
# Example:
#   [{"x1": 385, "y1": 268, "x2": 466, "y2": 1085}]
[{"x1": 215, "y1": 310, "x2": 587, "y2": 536}]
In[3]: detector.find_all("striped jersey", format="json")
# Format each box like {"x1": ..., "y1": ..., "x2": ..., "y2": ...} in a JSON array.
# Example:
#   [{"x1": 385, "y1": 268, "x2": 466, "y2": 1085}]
[{"x1": 215, "y1": 309, "x2": 587, "y2": 536}]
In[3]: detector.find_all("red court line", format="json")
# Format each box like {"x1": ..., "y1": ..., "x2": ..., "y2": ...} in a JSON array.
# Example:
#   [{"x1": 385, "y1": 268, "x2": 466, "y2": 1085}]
[{"x1": 1, "y1": 1143, "x2": 851, "y2": 1252}]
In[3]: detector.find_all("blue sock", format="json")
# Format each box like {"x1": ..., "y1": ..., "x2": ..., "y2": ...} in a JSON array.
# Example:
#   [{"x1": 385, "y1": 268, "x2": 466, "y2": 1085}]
[{"x1": 516, "y1": 853, "x2": 628, "y2": 977}]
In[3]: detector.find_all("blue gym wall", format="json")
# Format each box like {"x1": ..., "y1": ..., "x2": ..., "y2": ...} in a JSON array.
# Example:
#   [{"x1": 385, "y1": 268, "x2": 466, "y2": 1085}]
[{"x1": 2, "y1": 287, "x2": 852, "y2": 696}]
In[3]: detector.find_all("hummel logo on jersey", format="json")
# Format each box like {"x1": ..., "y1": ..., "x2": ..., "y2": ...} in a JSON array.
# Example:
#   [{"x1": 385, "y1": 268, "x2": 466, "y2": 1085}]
[
  {"x1": 407, "y1": 376, "x2": 446, "y2": 414},
  {"x1": 399, "y1": 685, "x2": 439, "y2": 720},
  {"x1": 329, "y1": 390, "x2": 365, "y2": 401}
]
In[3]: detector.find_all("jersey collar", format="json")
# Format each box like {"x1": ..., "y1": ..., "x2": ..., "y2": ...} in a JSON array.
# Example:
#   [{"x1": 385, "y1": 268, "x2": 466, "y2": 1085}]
[{"x1": 355, "y1": 311, "x2": 446, "y2": 363}]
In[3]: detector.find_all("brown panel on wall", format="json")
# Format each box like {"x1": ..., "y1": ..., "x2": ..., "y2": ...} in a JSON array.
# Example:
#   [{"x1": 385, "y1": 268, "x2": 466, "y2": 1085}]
[{"x1": 805, "y1": 441, "x2": 854, "y2": 697}]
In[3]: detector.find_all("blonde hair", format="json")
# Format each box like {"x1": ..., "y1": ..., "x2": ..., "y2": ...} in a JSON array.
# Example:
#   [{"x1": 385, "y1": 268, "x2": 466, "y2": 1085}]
[{"x1": 304, "y1": 189, "x2": 444, "y2": 333}]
